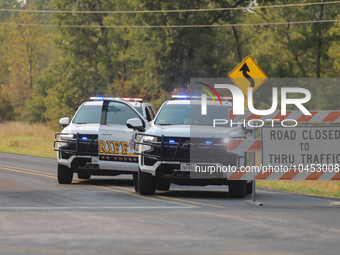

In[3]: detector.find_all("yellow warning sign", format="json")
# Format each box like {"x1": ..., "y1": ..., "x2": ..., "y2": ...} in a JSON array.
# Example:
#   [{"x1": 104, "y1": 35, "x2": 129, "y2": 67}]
[{"x1": 228, "y1": 55, "x2": 267, "y2": 97}]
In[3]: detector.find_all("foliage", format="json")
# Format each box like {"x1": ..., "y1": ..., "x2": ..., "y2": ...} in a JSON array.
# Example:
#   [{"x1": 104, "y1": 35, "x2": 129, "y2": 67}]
[
  {"x1": 134, "y1": 0, "x2": 252, "y2": 92},
  {"x1": 0, "y1": 90, "x2": 14, "y2": 121},
  {"x1": 1, "y1": 0, "x2": 340, "y2": 125},
  {"x1": 0, "y1": 2, "x2": 57, "y2": 121}
]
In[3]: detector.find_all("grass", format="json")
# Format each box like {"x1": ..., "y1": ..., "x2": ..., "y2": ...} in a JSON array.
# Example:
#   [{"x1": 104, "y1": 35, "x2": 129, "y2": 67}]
[
  {"x1": 253, "y1": 152, "x2": 340, "y2": 198},
  {"x1": 0, "y1": 122, "x2": 339, "y2": 198},
  {"x1": 0, "y1": 121, "x2": 58, "y2": 159},
  {"x1": 256, "y1": 180, "x2": 340, "y2": 198}
]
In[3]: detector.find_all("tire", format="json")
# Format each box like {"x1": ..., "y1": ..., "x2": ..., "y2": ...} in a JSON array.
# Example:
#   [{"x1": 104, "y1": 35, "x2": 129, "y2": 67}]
[
  {"x1": 132, "y1": 173, "x2": 138, "y2": 192},
  {"x1": 246, "y1": 180, "x2": 253, "y2": 194},
  {"x1": 138, "y1": 167, "x2": 156, "y2": 195},
  {"x1": 228, "y1": 180, "x2": 247, "y2": 198},
  {"x1": 156, "y1": 181, "x2": 170, "y2": 191},
  {"x1": 57, "y1": 163, "x2": 73, "y2": 184},
  {"x1": 77, "y1": 172, "x2": 91, "y2": 180}
]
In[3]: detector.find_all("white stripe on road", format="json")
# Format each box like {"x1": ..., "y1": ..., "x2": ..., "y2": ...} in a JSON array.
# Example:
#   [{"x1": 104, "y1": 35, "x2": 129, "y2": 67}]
[{"x1": 0, "y1": 206, "x2": 190, "y2": 210}]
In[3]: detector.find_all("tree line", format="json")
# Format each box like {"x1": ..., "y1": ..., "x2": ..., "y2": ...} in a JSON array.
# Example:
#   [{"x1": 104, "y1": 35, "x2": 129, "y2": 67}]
[{"x1": 0, "y1": 0, "x2": 339, "y2": 128}]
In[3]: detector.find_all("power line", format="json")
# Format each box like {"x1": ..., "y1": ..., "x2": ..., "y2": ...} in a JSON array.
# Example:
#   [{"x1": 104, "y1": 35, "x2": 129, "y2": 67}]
[
  {"x1": 1, "y1": 19, "x2": 339, "y2": 28},
  {"x1": 0, "y1": 1, "x2": 339, "y2": 14}
]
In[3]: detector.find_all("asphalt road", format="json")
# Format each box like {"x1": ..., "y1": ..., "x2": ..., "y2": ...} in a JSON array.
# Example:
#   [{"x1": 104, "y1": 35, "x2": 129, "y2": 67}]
[{"x1": 0, "y1": 152, "x2": 339, "y2": 255}]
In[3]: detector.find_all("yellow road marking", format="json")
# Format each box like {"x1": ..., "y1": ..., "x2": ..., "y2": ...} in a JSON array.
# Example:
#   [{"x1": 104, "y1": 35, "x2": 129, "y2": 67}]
[
  {"x1": 0, "y1": 166, "x2": 55, "y2": 179},
  {"x1": 107, "y1": 185, "x2": 134, "y2": 192},
  {"x1": 0, "y1": 164, "x2": 197, "y2": 208},
  {"x1": 0, "y1": 164, "x2": 55, "y2": 177},
  {"x1": 106, "y1": 185, "x2": 227, "y2": 208},
  {"x1": 88, "y1": 184, "x2": 227, "y2": 208},
  {"x1": 0, "y1": 164, "x2": 227, "y2": 208},
  {"x1": 88, "y1": 184, "x2": 198, "y2": 208}
]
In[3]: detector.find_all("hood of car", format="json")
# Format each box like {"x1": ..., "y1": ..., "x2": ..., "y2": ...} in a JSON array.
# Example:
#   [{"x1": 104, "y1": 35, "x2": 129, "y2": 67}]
[
  {"x1": 61, "y1": 123, "x2": 100, "y2": 135},
  {"x1": 145, "y1": 124, "x2": 244, "y2": 138}
]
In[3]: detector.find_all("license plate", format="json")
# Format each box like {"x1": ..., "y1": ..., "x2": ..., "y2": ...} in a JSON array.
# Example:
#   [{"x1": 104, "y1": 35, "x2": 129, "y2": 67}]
[
  {"x1": 180, "y1": 163, "x2": 197, "y2": 171},
  {"x1": 91, "y1": 156, "x2": 99, "y2": 164}
]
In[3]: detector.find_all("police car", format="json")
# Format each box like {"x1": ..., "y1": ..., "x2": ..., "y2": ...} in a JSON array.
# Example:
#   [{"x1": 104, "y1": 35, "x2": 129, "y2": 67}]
[
  {"x1": 128, "y1": 96, "x2": 254, "y2": 198},
  {"x1": 54, "y1": 97, "x2": 155, "y2": 184}
]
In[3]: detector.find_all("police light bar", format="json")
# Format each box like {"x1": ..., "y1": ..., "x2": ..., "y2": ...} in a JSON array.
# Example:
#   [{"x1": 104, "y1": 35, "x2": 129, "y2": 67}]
[
  {"x1": 171, "y1": 95, "x2": 200, "y2": 100},
  {"x1": 90, "y1": 97, "x2": 143, "y2": 102},
  {"x1": 90, "y1": 97, "x2": 104, "y2": 101},
  {"x1": 172, "y1": 95, "x2": 232, "y2": 102},
  {"x1": 122, "y1": 98, "x2": 143, "y2": 102}
]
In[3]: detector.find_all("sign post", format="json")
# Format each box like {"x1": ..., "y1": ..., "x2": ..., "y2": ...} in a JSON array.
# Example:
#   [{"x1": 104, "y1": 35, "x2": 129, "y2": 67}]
[
  {"x1": 228, "y1": 56, "x2": 267, "y2": 205},
  {"x1": 248, "y1": 126, "x2": 263, "y2": 206}
]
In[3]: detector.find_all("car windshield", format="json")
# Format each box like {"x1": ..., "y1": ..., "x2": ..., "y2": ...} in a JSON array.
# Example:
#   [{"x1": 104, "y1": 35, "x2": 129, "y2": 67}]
[
  {"x1": 154, "y1": 103, "x2": 231, "y2": 127},
  {"x1": 73, "y1": 104, "x2": 102, "y2": 124}
]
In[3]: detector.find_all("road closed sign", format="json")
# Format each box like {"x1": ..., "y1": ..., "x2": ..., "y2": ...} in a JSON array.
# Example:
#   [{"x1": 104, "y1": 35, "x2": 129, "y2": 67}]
[{"x1": 262, "y1": 126, "x2": 340, "y2": 169}]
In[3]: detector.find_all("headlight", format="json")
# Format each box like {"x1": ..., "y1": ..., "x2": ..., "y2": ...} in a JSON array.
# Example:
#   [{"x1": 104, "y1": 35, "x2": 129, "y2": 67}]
[
  {"x1": 142, "y1": 135, "x2": 159, "y2": 143},
  {"x1": 59, "y1": 134, "x2": 76, "y2": 140},
  {"x1": 140, "y1": 135, "x2": 160, "y2": 152},
  {"x1": 58, "y1": 134, "x2": 76, "y2": 148},
  {"x1": 223, "y1": 137, "x2": 230, "y2": 144}
]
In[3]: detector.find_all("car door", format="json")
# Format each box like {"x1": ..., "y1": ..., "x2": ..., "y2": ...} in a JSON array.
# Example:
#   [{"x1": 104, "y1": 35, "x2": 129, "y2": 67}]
[
  {"x1": 98, "y1": 100, "x2": 149, "y2": 172},
  {"x1": 145, "y1": 105, "x2": 155, "y2": 122},
  {"x1": 150, "y1": 105, "x2": 157, "y2": 117}
]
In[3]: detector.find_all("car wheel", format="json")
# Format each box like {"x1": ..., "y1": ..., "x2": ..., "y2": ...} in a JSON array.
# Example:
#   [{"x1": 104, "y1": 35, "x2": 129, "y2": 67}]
[
  {"x1": 57, "y1": 163, "x2": 73, "y2": 184},
  {"x1": 132, "y1": 173, "x2": 138, "y2": 192},
  {"x1": 246, "y1": 180, "x2": 253, "y2": 194},
  {"x1": 77, "y1": 172, "x2": 91, "y2": 180},
  {"x1": 138, "y1": 167, "x2": 156, "y2": 195},
  {"x1": 228, "y1": 180, "x2": 247, "y2": 198},
  {"x1": 156, "y1": 181, "x2": 170, "y2": 191}
]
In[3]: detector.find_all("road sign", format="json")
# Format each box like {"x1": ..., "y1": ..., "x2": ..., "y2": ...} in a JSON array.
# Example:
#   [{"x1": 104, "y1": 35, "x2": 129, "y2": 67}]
[
  {"x1": 228, "y1": 55, "x2": 267, "y2": 97},
  {"x1": 224, "y1": 127, "x2": 340, "y2": 181},
  {"x1": 262, "y1": 126, "x2": 340, "y2": 168}
]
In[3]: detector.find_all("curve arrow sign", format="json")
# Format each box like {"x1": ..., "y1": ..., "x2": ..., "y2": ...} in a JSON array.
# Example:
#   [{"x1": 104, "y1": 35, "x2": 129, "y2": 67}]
[{"x1": 239, "y1": 63, "x2": 255, "y2": 88}]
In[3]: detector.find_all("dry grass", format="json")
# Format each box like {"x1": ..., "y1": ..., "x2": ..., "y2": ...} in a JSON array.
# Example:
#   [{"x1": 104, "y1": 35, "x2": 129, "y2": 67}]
[
  {"x1": 0, "y1": 121, "x2": 58, "y2": 158},
  {"x1": 253, "y1": 152, "x2": 340, "y2": 197},
  {"x1": 0, "y1": 121, "x2": 55, "y2": 136},
  {"x1": 257, "y1": 180, "x2": 340, "y2": 198},
  {"x1": 0, "y1": 122, "x2": 339, "y2": 197}
]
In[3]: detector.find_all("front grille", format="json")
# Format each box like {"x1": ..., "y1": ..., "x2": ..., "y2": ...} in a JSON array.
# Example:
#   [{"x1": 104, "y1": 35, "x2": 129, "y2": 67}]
[
  {"x1": 77, "y1": 134, "x2": 98, "y2": 153},
  {"x1": 59, "y1": 134, "x2": 98, "y2": 159},
  {"x1": 64, "y1": 142, "x2": 98, "y2": 154},
  {"x1": 162, "y1": 137, "x2": 231, "y2": 162}
]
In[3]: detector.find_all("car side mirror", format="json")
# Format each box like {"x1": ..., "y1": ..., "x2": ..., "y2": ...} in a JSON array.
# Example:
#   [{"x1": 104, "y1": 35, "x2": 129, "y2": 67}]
[
  {"x1": 59, "y1": 117, "x2": 70, "y2": 128},
  {"x1": 126, "y1": 118, "x2": 144, "y2": 132}
]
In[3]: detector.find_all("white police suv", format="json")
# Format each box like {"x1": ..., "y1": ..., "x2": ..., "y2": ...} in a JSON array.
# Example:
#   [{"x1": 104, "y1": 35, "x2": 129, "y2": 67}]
[
  {"x1": 54, "y1": 97, "x2": 155, "y2": 184},
  {"x1": 128, "y1": 96, "x2": 253, "y2": 198}
]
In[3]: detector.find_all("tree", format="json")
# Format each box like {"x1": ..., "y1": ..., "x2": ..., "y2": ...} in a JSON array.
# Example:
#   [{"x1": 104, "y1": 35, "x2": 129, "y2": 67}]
[
  {"x1": 4, "y1": 4, "x2": 56, "y2": 111},
  {"x1": 239, "y1": 0, "x2": 340, "y2": 110},
  {"x1": 247, "y1": 0, "x2": 340, "y2": 78},
  {"x1": 45, "y1": 0, "x2": 167, "y2": 125},
  {"x1": 0, "y1": 87, "x2": 14, "y2": 121},
  {"x1": 134, "y1": 0, "x2": 252, "y2": 92},
  {"x1": 0, "y1": 0, "x2": 21, "y2": 22}
]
